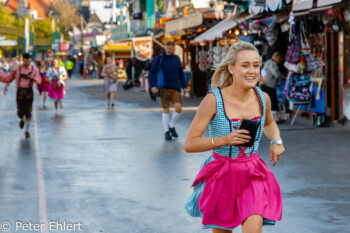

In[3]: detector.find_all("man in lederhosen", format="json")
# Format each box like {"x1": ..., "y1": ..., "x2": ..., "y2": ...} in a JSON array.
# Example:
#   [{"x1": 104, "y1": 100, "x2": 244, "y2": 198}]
[{"x1": 0, "y1": 53, "x2": 41, "y2": 138}]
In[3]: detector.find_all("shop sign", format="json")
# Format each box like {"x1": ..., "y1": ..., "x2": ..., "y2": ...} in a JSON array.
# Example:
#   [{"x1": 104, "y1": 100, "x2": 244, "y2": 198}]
[
  {"x1": 317, "y1": 0, "x2": 341, "y2": 7},
  {"x1": 111, "y1": 23, "x2": 129, "y2": 41},
  {"x1": 61, "y1": 42, "x2": 70, "y2": 52},
  {"x1": 292, "y1": 0, "x2": 313, "y2": 11},
  {"x1": 95, "y1": 35, "x2": 107, "y2": 46},
  {"x1": 132, "y1": 37, "x2": 152, "y2": 61},
  {"x1": 0, "y1": 40, "x2": 17, "y2": 46},
  {"x1": 51, "y1": 43, "x2": 59, "y2": 51},
  {"x1": 34, "y1": 38, "x2": 52, "y2": 46}
]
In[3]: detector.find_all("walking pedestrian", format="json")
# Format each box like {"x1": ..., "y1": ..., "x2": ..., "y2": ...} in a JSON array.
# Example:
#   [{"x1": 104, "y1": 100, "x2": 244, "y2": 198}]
[
  {"x1": 65, "y1": 57, "x2": 74, "y2": 78},
  {"x1": 47, "y1": 58, "x2": 68, "y2": 114},
  {"x1": 0, "y1": 53, "x2": 41, "y2": 138},
  {"x1": 123, "y1": 58, "x2": 137, "y2": 90},
  {"x1": 37, "y1": 60, "x2": 50, "y2": 108},
  {"x1": 91, "y1": 61, "x2": 98, "y2": 80},
  {"x1": 101, "y1": 57, "x2": 119, "y2": 108},
  {"x1": 149, "y1": 41, "x2": 187, "y2": 141},
  {"x1": 261, "y1": 52, "x2": 285, "y2": 123},
  {"x1": 184, "y1": 42, "x2": 284, "y2": 233}
]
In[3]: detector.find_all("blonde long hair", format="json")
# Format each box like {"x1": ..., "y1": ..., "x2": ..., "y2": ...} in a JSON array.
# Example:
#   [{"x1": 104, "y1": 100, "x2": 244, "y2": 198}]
[{"x1": 211, "y1": 42, "x2": 260, "y2": 90}]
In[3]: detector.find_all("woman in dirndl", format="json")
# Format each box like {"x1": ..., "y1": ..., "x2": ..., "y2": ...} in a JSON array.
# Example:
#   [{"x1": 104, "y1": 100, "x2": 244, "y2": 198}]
[
  {"x1": 37, "y1": 59, "x2": 50, "y2": 107},
  {"x1": 101, "y1": 57, "x2": 119, "y2": 108},
  {"x1": 184, "y1": 42, "x2": 285, "y2": 233},
  {"x1": 47, "y1": 58, "x2": 68, "y2": 114}
]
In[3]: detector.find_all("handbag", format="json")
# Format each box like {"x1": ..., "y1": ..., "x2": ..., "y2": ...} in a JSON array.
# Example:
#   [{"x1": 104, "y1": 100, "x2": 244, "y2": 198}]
[
  {"x1": 300, "y1": 22, "x2": 320, "y2": 73},
  {"x1": 285, "y1": 34, "x2": 301, "y2": 64}
]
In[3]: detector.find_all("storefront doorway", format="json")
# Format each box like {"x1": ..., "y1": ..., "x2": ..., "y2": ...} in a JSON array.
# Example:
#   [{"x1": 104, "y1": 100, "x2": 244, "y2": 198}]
[{"x1": 325, "y1": 32, "x2": 340, "y2": 121}]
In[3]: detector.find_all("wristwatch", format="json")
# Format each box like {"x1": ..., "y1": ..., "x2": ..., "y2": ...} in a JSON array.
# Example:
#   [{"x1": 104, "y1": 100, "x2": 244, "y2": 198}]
[{"x1": 271, "y1": 139, "x2": 283, "y2": 145}]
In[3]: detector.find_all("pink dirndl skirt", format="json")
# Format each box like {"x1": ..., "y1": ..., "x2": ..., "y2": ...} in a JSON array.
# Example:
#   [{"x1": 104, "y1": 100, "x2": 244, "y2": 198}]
[
  {"x1": 187, "y1": 152, "x2": 282, "y2": 230},
  {"x1": 48, "y1": 80, "x2": 67, "y2": 101}
]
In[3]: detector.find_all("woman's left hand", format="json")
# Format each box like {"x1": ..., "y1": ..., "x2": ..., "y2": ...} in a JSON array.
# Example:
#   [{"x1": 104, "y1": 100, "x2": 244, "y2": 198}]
[{"x1": 270, "y1": 144, "x2": 285, "y2": 166}]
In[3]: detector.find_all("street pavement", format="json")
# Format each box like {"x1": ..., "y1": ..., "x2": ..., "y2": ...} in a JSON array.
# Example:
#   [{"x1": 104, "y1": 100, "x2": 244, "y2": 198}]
[{"x1": 0, "y1": 75, "x2": 349, "y2": 233}]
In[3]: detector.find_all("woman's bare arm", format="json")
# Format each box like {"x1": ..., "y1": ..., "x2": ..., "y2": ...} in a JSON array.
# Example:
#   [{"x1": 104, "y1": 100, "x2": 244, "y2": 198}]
[
  {"x1": 263, "y1": 92, "x2": 285, "y2": 166},
  {"x1": 184, "y1": 93, "x2": 250, "y2": 153}
]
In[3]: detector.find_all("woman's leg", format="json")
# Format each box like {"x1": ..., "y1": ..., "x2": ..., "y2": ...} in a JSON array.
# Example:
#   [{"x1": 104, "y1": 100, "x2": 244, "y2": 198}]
[
  {"x1": 241, "y1": 215, "x2": 263, "y2": 233},
  {"x1": 107, "y1": 92, "x2": 110, "y2": 105},
  {"x1": 110, "y1": 91, "x2": 115, "y2": 106},
  {"x1": 212, "y1": 229, "x2": 232, "y2": 233},
  {"x1": 54, "y1": 101, "x2": 58, "y2": 114},
  {"x1": 43, "y1": 92, "x2": 47, "y2": 107}
]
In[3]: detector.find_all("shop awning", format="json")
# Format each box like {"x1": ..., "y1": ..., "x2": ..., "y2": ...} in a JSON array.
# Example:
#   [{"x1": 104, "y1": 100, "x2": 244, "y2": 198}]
[
  {"x1": 165, "y1": 13, "x2": 203, "y2": 36},
  {"x1": 317, "y1": 0, "x2": 341, "y2": 7},
  {"x1": 292, "y1": 0, "x2": 313, "y2": 11},
  {"x1": 194, "y1": 12, "x2": 254, "y2": 42},
  {"x1": 292, "y1": 0, "x2": 343, "y2": 16},
  {"x1": 103, "y1": 43, "x2": 132, "y2": 52}
]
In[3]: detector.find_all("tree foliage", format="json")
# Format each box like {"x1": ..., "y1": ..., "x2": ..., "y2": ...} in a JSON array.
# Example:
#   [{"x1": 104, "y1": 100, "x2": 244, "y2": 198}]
[
  {"x1": 0, "y1": 3, "x2": 24, "y2": 54},
  {"x1": 34, "y1": 17, "x2": 54, "y2": 39},
  {"x1": 52, "y1": 0, "x2": 80, "y2": 30}
]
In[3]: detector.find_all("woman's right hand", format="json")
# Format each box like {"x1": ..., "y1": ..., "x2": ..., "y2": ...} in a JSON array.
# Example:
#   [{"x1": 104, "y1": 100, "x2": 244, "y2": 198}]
[{"x1": 225, "y1": 129, "x2": 251, "y2": 146}]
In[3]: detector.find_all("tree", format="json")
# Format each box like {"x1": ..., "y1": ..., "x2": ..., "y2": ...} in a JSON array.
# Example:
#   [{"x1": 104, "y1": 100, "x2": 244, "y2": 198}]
[
  {"x1": 34, "y1": 17, "x2": 53, "y2": 39},
  {"x1": 0, "y1": 3, "x2": 24, "y2": 55},
  {"x1": 52, "y1": 0, "x2": 81, "y2": 31}
]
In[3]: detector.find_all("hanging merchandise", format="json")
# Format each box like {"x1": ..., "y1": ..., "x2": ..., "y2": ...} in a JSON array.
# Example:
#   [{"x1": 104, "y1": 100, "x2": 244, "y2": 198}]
[
  {"x1": 252, "y1": 15, "x2": 276, "y2": 48},
  {"x1": 213, "y1": 41, "x2": 223, "y2": 66},
  {"x1": 310, "y1": 68, "x2": 324, "y2": 101},
  {"x1": 285, "y1": 19, "x2": 320, "y2": 75},
  {"x1": 208, "y1": 41, "x2": 214, "y2": 64},
  {"x1": 300, "y1": 21, "x2": 320, "y2": 74},
  {"x1": 284, "y1": 34, "x2": 300, "y2": 64},
  {"x1": 249, "y1": 0, "x2": 264, "y2": 15},
  {"x1": 198, "y1": 46, "x2": 210, "y2": 72},
  {"x1": 221, "y1": 39, "x2": 229, "y2": 61},
  {"x1": 265, "y1": 0, "x2": 283, "y2": 12},
  {"x1": 288, "y1": 73, "x2": 311, "y2": 102}
]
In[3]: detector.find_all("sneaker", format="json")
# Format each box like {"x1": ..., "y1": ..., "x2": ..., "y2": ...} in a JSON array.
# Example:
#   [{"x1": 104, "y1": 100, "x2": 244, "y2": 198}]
[
  {"x1": 25, "y1": 131, "x2": 30, "y2": 138},
  {"x1": 165, "y1": 131, "x2": 172, "y2": 141},
  {"x1": 19, "y1": 119, "x2": 24, "y2": 129},
  {"x1": 169, "y1": 127, "x2": 178, "y2": 138}
]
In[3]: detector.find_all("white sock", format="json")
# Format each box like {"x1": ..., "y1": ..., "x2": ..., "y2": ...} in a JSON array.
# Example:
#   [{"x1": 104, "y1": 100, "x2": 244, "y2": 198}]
[
  {"x1": 169, "y1": 112, "x2": 181, "y2": 128},
  {"x1": 25, "y1": 120, "x2": 31, "y2": 131},
  {"x1": 162, "y1": 113, "x2": 170, "y2": 133}
]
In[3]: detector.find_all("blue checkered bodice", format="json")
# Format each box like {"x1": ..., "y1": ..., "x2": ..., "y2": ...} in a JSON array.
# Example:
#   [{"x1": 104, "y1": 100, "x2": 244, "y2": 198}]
[{"x1": 208, "y1": 87, "x2": 266, "y2": 158}]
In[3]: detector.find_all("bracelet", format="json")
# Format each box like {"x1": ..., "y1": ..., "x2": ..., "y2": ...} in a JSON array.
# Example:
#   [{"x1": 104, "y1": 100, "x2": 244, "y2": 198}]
[{"x1": 211, "y1": 138, "x2": 217, "y2": 149}]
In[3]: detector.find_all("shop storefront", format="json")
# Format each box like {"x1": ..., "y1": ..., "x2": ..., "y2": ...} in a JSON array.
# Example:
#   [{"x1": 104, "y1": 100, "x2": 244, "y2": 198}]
[
  {"x1": 103, "y1": 41, "x2": 133, "y2": 69},
  {"x1": 286, "y1": 0, "x2": 350, "y2": 125}
]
